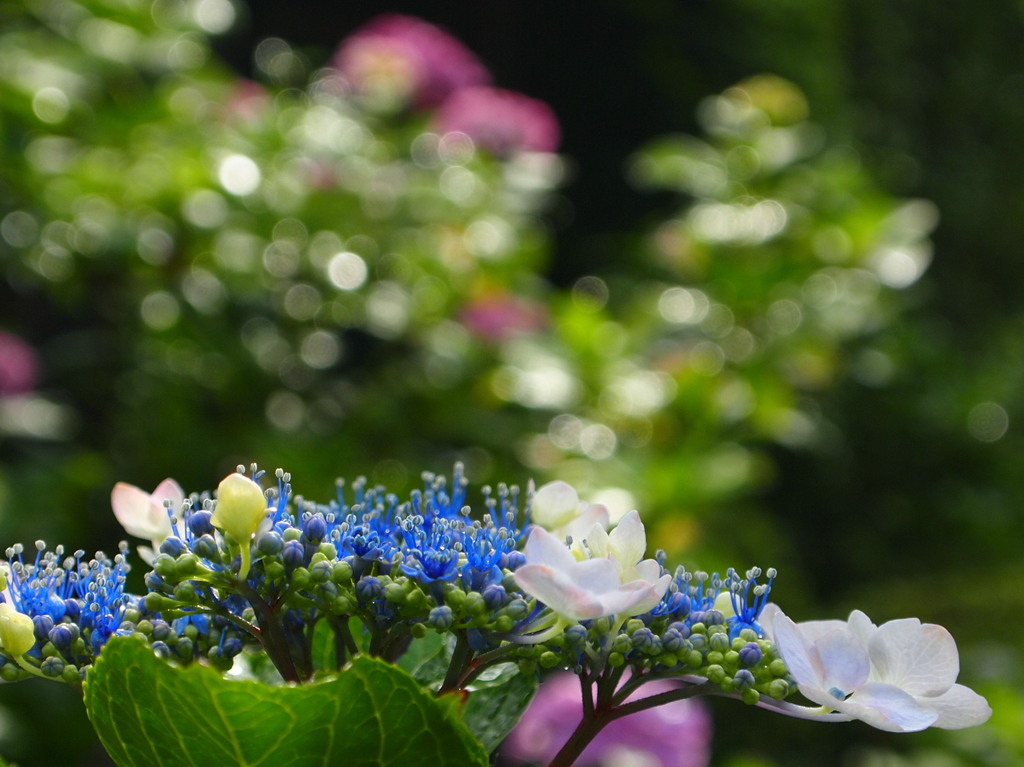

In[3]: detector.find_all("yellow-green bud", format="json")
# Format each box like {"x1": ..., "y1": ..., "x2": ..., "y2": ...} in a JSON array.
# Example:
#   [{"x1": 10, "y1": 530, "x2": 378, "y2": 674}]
[
  {"x1": 211, "y1": 473, "x2": 268, "y2": 544},
  {"x1": 0, "y1": 604, "x2": 36, "y2": 657},
  {"x1": 210, "y1": 473, "x2": 267, "y2": 580}
]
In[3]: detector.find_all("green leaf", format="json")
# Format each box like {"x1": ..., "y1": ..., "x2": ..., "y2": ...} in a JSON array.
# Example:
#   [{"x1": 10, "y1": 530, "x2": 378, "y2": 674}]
[
  {"x1": 84, "y1": 636, "x2": 488, "y2": 767},
  {"x1": 463, "y1": 663, "x2": 539, "y2": 753}
]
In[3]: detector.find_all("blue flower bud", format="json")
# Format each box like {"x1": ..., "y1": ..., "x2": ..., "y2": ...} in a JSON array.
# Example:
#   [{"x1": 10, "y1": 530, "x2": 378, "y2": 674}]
[
  {"x1": 733, "y1": 669, "x2": 755, "y2": 692},
  {"x1": 310, "y1": 560, "x2": 333, "y2": 583},
  {"x1": 63, "y1": 598, "x2": 81, "y2": 622},
  {"x1": 302, "y1": 515, "x2": 328, "y2": 543},
  {"x1": 151, "y1": 620, "x2": 172, "y2": 642},
  {"x1": 175, "y1": 637, "x2": 194, "y2": 660},
  {"x1": 505, "y1": 551, "x2": 526, "y2": 571},
  {"x1": 186, "y1": 510, "x2": 213, "y2": 538},
  {"x1": 281, "y1": 540, "x2": 305, "y2": 569},
  {"x1": 427, "y1": 606, "x2": 454, "y2": 630},
  {"x1": 709, "y1": 632, "x2": 731, "y2": 653},
  {"x1": 738, "y1": 642, "x2": 763, "y2": 668},
  {"x1": 632, "y1": 627, "x2": 659, "y2": 653},
  {"x1": 144, "y1": 572, "x2": 167, "y2": 592},
  {"x1": 41, "y1": 657, "x2": 64, "y2": 677},
  {"x1": 565, "y1": 624, "x2": 589, "y2": 644},
  {"x1": 48, "y1": 624, "x2": 74, "y2": 650},
  {"x1": 662, "y1": 627, "x2": 687, "y2": 653},
  {"x1": 482, "y1": 584, "x2": 507, "y2": 610},
  {"x1": 356, "y1": 577, "x2": 384, "y2": 604},
  {"x1": 152, "y1": 641, "x2": 171, "y2": 658},
  {"x1": 668, "y1": 621, "x2": 691, "y2": 639},
  {"x1": 32, "y1": 615, "x2": 54, "y2": 642},
  {"x1": 257, "y1": 531, "x2": 284, "y2": 556},
  {"x1": 506, "y1": 598, "x2": 529, "y2": 620},
  {"x1": 222, "y1": 637, "x2": 243, "y2": 657},
  {"x1": 193, "y1": 534, "x2": 220, "y2": 560},
  {"x1": 689, "y1": 634, "x2": 707, "y2": 653},
  {"x1": 159, "y1": 537, "x2": 187, "y2": 558}
]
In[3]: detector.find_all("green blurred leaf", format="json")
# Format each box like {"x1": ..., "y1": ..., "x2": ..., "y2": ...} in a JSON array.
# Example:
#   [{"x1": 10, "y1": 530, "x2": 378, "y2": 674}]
[{"x1": 84, "y1": 636, "x2": 488, "y2": 767}]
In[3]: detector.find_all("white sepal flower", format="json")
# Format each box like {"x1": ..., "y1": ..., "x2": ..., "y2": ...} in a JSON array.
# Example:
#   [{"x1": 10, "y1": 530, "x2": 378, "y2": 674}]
[
  {"x1": 111, "y1": 478, "x2": 185, "y2": 562},
  {"x1": 514, "y1": 509, "x2": 670, "y2": 622},
  {"x1": 764, "y1": 606, "x2": 991, "y2": 732},
  {"x1": 530, "y1": 481, "x2": 611, "y2": 549}
]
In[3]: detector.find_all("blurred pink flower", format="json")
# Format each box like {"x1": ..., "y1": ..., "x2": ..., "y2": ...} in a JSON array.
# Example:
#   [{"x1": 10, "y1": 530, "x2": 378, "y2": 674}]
[
  {"x1": 0, "y1": 332, "x2": 39, "y2": 396},
  {"x1": 334, "y1": 14, "x2": 490, "y2": 108},
  {"x1": 434, "y1": 87, "x2": 561, "y2": 156},
  {"x1": 503, "y1": 672, "x2": 711, "y2": 767},
  {"x1": 460, "y1": 292, "x2": 546, "y2": 342}
]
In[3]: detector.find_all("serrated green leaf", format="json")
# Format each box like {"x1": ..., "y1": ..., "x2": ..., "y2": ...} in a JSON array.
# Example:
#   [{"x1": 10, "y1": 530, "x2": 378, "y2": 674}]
[{"x1": 84, "y1": 636, "x2": 488, "y2": 767}]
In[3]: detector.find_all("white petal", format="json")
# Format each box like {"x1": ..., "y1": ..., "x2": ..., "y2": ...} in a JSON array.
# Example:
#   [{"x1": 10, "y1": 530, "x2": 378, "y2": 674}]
[
  {"x1": 869, "y1": 619, "x2": 959, "y2": 697},
  {"x1": 773, "y1": 612, "x2": 827, "y2": 689},
  {"x1": 629, "y1": 558, "x2": 664, "y2": 586},
  {"x1": 846, "y1": 609, "x2": 877, "y2": 646},
  {"x1": 561, "y1": 503, "x2": 609, "y2": 543},
  {"x1": 921, "y1": 683, "x2": 992, "y2": 729},
  {"x1": 840, "y1": 681, "x2": 939, "y2": 732},
  {"x1": 758, "y1": 602, "x2": 782, "y2": 638},
  {"x1": 619, "y1": 573, "x2": 671, "y2": 615},
  {"x1": 793, "y1": 618, "x2": 853, "y2": 646},
  {"x1": 531, "y1": 481, "x2": 580, "y2": 530},
  {"x1": 567, "y1": 557, "x2": 623, "y2": 594},
  {"x1": 582, "y1": 522, "x2": 610, "y2": 560},
  {"x1": 607, "y1": 510, "x2": 646, "y2": 568},
  {"x1": 816, "y1": 628, "x2": 870, "y2": 696}
]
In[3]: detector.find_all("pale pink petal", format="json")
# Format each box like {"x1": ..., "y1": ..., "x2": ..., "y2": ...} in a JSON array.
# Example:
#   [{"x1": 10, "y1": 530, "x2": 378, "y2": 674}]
[
  {"x1": 514, "y1": 564, "x2": 607, "y2": 620},
  {"x1": 840, "y1": 682, "x2": 938, "y2": 732},
  {"x1": 522, "y1": 527, "x2": 576, "y2": 571},
  {"x1": 869, "y1": 620, "x2": 959, "y2": 697},
  {"x1": 151, "y1": 478, "x2": 185, "y2": 510},
  {"x1": 111, "y1": 483, "x2": 164, "y2": 541},
  {"x1": 922, "y1": 684, "x2": 992, "y2": 729}
]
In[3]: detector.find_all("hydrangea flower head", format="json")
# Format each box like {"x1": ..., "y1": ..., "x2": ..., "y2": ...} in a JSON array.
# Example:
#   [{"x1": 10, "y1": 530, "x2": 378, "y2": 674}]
[
  {"x1": 334, "y1": 14, "x2": 490, "y2": 108},
  {"x1": 763, "y1": 606, "x2": 992, "y2": 732},
  {"x1": 433, "y1": 87, "x2": 561, "y2": 156},
  {"x1": 0, "y1": 332, "x2": 38, "y2": 396},
  {"x1": 504, "y1": 671, "x2": 711, "y2": 767}
]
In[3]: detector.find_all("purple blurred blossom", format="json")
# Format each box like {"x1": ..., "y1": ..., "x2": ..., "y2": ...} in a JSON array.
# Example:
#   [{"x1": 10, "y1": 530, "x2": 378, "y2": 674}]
[
  {"x1": 0, "y1": 332, "x2": 38, "y2": 396},
  {"x1": 433, "y1": 87, "x2": 561, "y2": 157},
  {"x1": 461, "y1": 292, "x2": 547, "y2": 342},
  {"x1": 333, "y1": 14, "x2": 491, "y2": 108},
  {"x1": 503, "y1": 672, "x2": 711, "y2": 767}
]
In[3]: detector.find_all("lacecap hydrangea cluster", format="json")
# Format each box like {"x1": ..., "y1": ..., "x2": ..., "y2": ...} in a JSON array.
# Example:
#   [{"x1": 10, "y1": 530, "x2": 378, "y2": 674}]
[{"x1": 0, "y1": 464, "x2": 792, "y2": 707}]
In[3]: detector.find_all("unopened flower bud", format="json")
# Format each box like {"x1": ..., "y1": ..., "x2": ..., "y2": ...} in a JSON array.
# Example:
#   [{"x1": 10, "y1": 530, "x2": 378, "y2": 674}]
[
  {"x1": 211, "y1": 473, "x2": 267, "y2": 579},
  {"x1": 0, "y1": 604, "x2": 36, "y2": 657}
]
